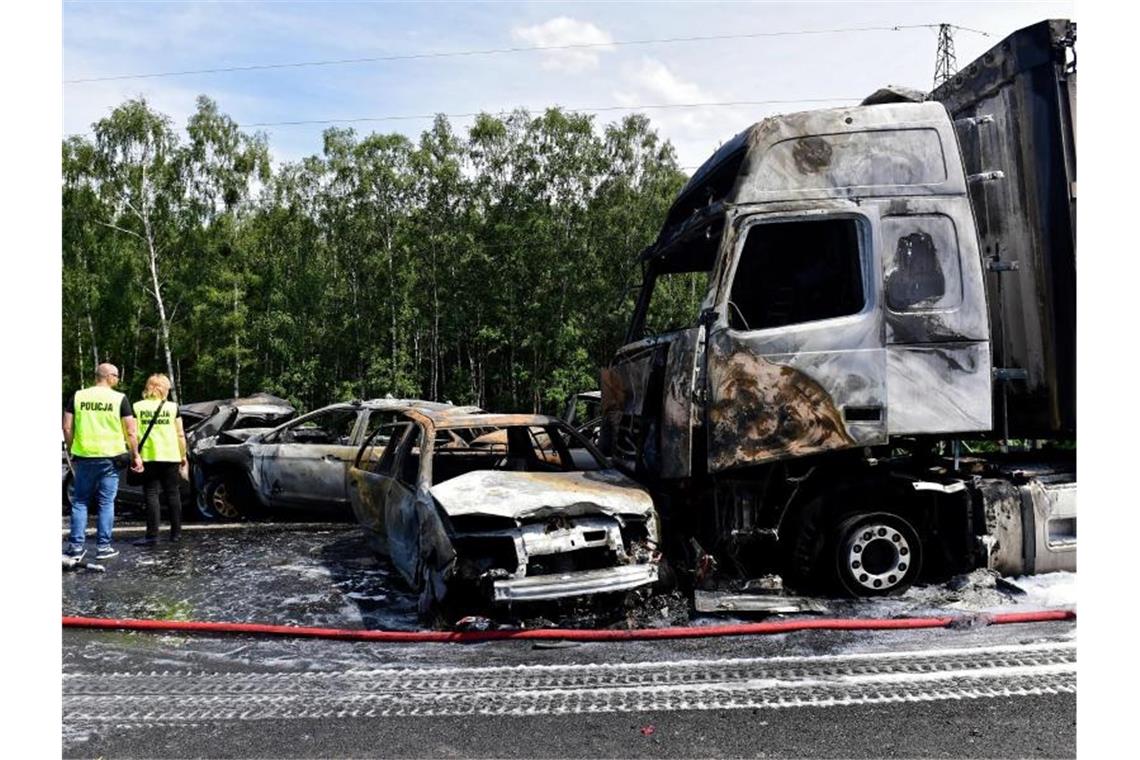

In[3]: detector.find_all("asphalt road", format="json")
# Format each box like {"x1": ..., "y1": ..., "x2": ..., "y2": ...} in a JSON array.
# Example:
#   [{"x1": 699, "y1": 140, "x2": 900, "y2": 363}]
[{"x1": 62, "y1": 519, "x2": 1077, "y2": 758}]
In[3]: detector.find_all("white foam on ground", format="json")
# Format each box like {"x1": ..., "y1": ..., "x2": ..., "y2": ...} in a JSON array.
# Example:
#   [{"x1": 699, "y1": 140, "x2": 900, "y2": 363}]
[{"x1": 1004, "y1": 571, "x2": 1077, "y2": 608}]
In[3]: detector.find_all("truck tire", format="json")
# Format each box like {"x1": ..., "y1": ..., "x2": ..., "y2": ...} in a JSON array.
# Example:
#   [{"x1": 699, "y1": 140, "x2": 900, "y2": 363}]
[{"x1": 831, "y1": 511, "x2": 923, "y2": 597}]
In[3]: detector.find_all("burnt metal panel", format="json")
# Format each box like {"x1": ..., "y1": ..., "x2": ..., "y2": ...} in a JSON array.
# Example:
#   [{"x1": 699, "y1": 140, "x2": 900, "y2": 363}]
[
  {"x1": 932, "y1": 19, "x2": 1076, "y2": 436},
  {"x1": 886, "y1": 342, "x2": 992, "y2": 434},
  {"x1": 753, "y1": 129, "x2": 947, "y2": 192},
  {"x1": 257, "y1": 442, "x2": 360, "y2": 507},
  {"x1": 735, "y1": 102, "x2": 967, "y2": 203},
  {"x1": 705, "y1": 332, "x2": 887, "y2": 471},
  {"x1": 659, "y1": 327, "x2": 701, "y2": 479}
]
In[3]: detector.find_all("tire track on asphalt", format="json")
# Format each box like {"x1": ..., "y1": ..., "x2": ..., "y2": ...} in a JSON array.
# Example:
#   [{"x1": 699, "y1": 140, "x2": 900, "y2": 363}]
[{"x1": 64, "y1": 641, "x2": 1075, "y2": 722}]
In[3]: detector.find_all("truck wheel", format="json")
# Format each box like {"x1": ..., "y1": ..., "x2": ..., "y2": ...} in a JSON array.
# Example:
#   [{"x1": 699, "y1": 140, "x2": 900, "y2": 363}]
[
  {"x1": 202, "y1": 477, "x2": 244, "y2": 521},
  {"x1": 832, "y1": 512, "x2": 922, "y2": 597}
]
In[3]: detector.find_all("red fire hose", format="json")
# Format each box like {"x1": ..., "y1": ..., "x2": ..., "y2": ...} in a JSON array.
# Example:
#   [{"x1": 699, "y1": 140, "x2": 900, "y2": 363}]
[{"x1": 62, "y1": 609, "x2": 1074, "y2": 643}]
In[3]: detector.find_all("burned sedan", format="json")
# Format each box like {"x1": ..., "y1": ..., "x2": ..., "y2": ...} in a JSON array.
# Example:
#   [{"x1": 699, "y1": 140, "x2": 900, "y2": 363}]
[
  {"x1": 195, "y1": 399, "x2": 479, "y2": 519},
  {"x1": 347, "y1": 408, "x2": 661, "y2": 610}
]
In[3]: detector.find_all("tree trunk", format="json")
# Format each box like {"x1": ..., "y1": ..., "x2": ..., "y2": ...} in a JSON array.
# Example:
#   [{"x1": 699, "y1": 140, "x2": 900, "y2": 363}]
[
  {"x1": 129, "y1": 301, "x2": 144, "y2": 387},
  {"x1": 233, "y1": 282, "x2": 241, "y2": 398},
  {"x1": 76, "y1": 249, "x2": 100, "y2": 367},
  {"x1": 431, "y1": 241, "x2": 440, "y2": 401},
  {"x1": 76, "y1": 318, "x2": 85, "y2": 386},
  {"x1": 86, "y1": 310, "x2": 100, "y2": 369},
  {"x1": 387, "y1": 226, "x2": 397, "y2": 391},
  {"x1": 143, "y1": 220, "x2": 178, "y2": 402}
]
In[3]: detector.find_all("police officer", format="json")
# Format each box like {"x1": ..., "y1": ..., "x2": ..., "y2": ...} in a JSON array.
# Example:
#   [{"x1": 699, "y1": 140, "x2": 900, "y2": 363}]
[
  {"x1": 63, "y1": 363, "x2": 143, "y2": 560},
  {"x1": 132, "y1": 374, "x2": 187, "y2": 544}
]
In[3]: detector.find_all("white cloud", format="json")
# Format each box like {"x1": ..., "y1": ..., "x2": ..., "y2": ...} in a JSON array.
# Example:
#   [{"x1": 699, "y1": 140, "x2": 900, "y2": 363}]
[
  {"x1": 511, "y1": 17, "x2": 613, "y2": 72},
  {"x1": 615, "y1": 58, "x2": 707, "y2": 105},
  {"x1": 612, "y1": 57, "x2": 752, "y2": 168}
]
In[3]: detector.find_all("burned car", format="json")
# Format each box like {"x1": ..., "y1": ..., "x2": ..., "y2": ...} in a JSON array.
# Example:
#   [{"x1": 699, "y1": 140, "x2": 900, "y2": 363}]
[
  {"x1": 347, "y1": 408, "x2": 661, "y2": 610},
  {"x1": 195, "y1": 399, "x2": 479, "y2": 519},
  {"x1": 62, "y1": 392, "x2": 296, "y2": 520},
  {"x1": 180, "y1": 393, "x2": 296, "y2": 452}
]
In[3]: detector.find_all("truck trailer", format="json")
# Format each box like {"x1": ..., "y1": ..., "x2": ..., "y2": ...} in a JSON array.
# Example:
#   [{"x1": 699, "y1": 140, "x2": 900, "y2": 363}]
[{"x1": 599, "y1": 19, "x2": 1076, "y2": 596}]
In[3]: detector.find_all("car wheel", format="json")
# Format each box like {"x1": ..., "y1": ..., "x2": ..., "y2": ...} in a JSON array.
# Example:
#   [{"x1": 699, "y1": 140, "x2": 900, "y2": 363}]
[
  {"x1": 832, "y1": 511, "x2": 923, "y2": 597},
  {"x1": 202, "y1": 477, "x2": 243, "y2": 521}
]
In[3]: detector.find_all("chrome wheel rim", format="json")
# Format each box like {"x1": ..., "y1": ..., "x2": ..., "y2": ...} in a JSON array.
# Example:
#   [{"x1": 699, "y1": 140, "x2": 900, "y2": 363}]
[{"x1": 842, "y1": 521, "x2": 912, "y2": 593}]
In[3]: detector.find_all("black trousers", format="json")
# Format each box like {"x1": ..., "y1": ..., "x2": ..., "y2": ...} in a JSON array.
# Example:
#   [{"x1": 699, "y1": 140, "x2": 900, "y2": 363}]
[{"x1": 143, "y1": 461, "x2": 182, "y2": 539}]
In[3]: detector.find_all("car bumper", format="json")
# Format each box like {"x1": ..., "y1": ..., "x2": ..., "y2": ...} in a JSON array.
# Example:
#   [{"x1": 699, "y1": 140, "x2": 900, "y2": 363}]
[{"x1": 491, "y1": 563, "x2": 658, "y2": 603}]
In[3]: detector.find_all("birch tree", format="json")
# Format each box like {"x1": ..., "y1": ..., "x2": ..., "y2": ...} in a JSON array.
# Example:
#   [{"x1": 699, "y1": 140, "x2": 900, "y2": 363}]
[{"x1": 92, "y1": 99, "x2": 185, "y2": 401}]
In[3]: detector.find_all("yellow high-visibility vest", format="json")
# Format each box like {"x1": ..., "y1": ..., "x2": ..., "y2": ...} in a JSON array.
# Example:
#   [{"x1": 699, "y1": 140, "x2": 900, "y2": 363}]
[
  {"x1": 133, "y1": 398, "x2": 182, "y2": 462},
  {"x1": 70, "y1": 386, "x2": 127, "y2": 458}
]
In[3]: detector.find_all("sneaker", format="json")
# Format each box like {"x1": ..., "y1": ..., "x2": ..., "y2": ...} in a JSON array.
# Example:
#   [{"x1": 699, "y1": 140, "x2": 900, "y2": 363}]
[
  {"x1": 169, "y1": 534, "x2": 182, "y2": 543},
  {"x1": 65, "y1": 547, "x2": 86, "y2": 561},
  {"x1": 132, "y1": 537, "x2": 158, "y2": 547},
  {"x1": 95, "y1": 546, "x2": 119, "y2": 560}
]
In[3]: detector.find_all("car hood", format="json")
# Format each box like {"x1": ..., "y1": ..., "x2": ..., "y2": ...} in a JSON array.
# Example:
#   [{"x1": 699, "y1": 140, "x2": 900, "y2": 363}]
[{"x1": 429, "y1": 469, "x2": 655, "y2": 521}]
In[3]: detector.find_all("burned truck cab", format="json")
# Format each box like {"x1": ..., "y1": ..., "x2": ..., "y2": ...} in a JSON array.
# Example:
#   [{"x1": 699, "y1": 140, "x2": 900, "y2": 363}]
[
  {"x1": 604, "y1": 21, "x2": 1076, "y2": 596},
  {"x1": 603, "y1": 101, "x2": 991, "y2": 484}
]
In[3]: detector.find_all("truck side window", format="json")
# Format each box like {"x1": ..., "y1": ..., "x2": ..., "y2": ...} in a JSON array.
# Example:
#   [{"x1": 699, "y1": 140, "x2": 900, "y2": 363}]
[
  {"x1": 630, "y1": 218, "x2": 722, "y2": 339},
  {"x1": 882, "y1": 215, "x2": 962, "y2": 312},
  {"x1": 729, "y1": 218, "x2": 863, "y2": 330}
]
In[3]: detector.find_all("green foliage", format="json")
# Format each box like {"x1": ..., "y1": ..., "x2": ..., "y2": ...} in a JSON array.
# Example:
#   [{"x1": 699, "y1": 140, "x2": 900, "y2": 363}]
[{"x1": 63, "y1": 101, "x2": 690, "y2": 415}]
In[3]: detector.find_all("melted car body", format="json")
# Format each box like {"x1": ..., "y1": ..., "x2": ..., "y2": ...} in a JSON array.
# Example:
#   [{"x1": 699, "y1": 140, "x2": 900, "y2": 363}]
[
  {"x1": 195, "y1": 399, "x2": 480, "y2": 517},
  {"x1": 347, "y1": 409, "x2": 660, "y2": 610}
]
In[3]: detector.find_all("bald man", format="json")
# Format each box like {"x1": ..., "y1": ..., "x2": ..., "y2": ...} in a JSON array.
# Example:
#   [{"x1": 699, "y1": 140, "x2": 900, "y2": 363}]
[{"x1": 63, "y1": 363, "x2": 143, "y2": 560}]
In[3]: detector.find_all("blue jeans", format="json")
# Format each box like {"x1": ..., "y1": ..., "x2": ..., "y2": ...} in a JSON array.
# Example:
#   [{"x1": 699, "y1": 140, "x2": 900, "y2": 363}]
[{"x1": 69, "y1": 457, "x2": 120, "y2": 551}]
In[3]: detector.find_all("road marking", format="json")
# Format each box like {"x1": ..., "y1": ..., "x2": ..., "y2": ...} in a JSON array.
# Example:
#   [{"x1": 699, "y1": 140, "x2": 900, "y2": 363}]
[
  {"x1": 64, "y1": 641, "x2": 1075, "y2": 722},
  {"x1": 61, "y1": 521, "x2": 352, "y2": 537}
]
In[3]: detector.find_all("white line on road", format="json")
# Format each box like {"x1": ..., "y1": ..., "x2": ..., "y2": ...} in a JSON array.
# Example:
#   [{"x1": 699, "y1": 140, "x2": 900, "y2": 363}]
[
  {"x1": 61, "y1": 521, "x2": 352, "y2": 537},
  {"x1": 64, "y1": 640, "x2": 1076, "y2": 722}
]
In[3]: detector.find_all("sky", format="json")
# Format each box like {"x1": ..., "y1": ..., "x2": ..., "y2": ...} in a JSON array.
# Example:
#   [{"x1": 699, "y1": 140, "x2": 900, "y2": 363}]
[{"x1": 63, "y1": 0, "x2": 1075, "y2": 170}]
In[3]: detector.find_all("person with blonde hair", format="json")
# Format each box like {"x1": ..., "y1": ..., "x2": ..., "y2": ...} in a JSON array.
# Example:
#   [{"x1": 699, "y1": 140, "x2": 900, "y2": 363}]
[
  {"x1": 63, "y1": 363, "x2": 144, "y2": 560},
  {"x1": 132, "y1": 374, "x2": 188, "y2": 544}
]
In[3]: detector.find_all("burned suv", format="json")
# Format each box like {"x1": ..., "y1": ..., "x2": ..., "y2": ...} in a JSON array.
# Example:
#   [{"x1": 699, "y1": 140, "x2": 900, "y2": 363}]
[{"x1": 347, "y1": 408, "x2": 661, "y2": 611}]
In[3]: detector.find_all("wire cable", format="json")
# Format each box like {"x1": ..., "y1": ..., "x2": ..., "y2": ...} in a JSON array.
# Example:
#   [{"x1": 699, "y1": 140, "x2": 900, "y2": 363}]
[
  {"x1": 237, "y1": 98, "x2": 862, "y2": 129},
  {"x1": 65, "y1": 23, "x2": 990, "y2": 84}
]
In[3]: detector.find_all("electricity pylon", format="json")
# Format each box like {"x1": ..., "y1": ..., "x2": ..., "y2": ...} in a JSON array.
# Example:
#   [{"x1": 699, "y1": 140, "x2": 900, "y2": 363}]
[{"x1": 934, "y1": 23, "x2": 957, "y2": 89}]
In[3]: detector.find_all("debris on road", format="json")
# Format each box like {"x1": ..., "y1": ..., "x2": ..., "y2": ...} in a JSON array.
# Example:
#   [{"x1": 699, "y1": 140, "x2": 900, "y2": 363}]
[
  {"x1": 694, "y1": 590, "x2": 828, "y2": 615},
  {"x1": 62, "y1": 555, "x2": 105, "y2": 573}
]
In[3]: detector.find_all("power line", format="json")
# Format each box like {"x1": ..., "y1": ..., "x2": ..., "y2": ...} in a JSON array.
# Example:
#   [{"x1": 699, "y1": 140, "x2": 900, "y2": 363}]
[
  {"x1": 64, "y1": 23, "x2": 990, "y2": 84},
  {"x1": 236, "y1": 98, "x2": 862, "y2": 129}
]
